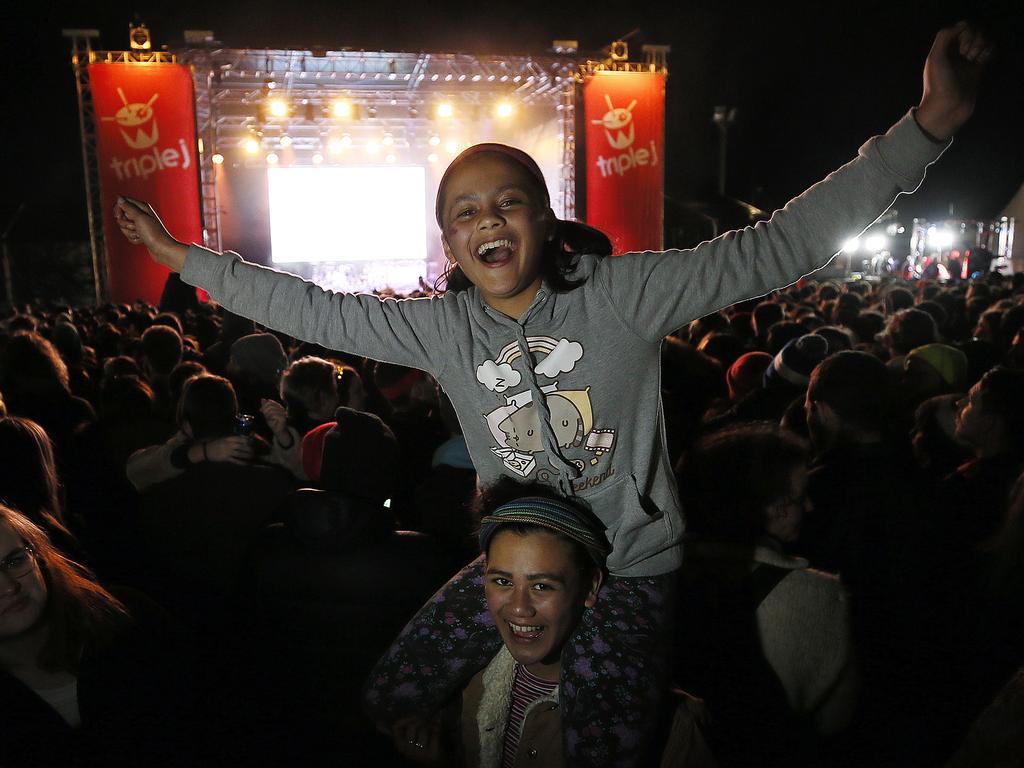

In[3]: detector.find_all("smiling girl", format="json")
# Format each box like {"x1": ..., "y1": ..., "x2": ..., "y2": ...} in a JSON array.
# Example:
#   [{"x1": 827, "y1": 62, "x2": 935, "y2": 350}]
[{"x1": 115, "y1": 23, "x2": 990, "y2": 765}]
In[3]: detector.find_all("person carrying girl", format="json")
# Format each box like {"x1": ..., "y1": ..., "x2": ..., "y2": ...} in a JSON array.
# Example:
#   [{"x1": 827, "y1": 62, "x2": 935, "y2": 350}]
[{"x1": 113, "y1": 22, "x2": 991, "y2": 766}]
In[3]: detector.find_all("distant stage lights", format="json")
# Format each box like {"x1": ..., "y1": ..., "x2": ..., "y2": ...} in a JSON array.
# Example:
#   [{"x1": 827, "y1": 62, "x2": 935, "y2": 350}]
[
  {"x1": 266, "y1": 153, "x2": 279, "y2": 165},
  {"x1": 427, "y1": 153, "x2": 439, "y2": 164},
  {"x1": 327, "y1": 137, "x2": 345, "y2": 155},
  {"x1": 385, "y1": 153, "x2": 397, "y2": 163},
  {"x1": 496, "y1": 101, "x2": 514, "y2": 118},
  {"x1": 864, "y1": 235, "x2": 888, "y2": 252},
  {"x1": 445, "y1": 140, "x2": 459, "y2": 154},
  {"x1": 842, "y1": 237, "x2": 860, "y2": 254},
  {"x1": 382, "y1": 133, "x2": 394, "y2": 146},
  {"x1": 311, "y1": 152, "x2": 324, "y2": 165},
  {"x1": 280, "y1": 135, "x2": 293, "y2": 148},
  {"x1": 366, "y1": 141, "x2": 380, "y2": 155},
  {"x1": 437, "y1": 102, "x2": 454, "y2": 118},
  {"x1": 244, "y1": 137, "x2": 260, "y2": 155},
  {"x1": 211, "y1": 153, "x2": 224, "y2": 165},
  {"x1": 340, "y1": 133, "x2": 352, "y2": 147},
  {"x1": 333, "y1": 100, "x2": 354, "y2": 118},
  {"x1": 927, "y1": 226, "x2": 955, "y2": 250},
  {"x1": 428, "y1": 135, "x2": 441, "y2": 146},
  {"x1": 269, "y1": 99, "x2": 288, "y2": 118}
]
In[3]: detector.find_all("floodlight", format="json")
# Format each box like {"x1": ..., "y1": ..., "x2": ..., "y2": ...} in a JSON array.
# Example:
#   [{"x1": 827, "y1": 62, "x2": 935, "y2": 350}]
[
  {"x1": 244, "y1": 138, "x2": 260, "y2": 154},
  {"x1": 864, "y1": 235, "x2": 888, "y2": 252},
  {"x1": 842, "y1": 238, "x2": 860, "y2": 254},
  {"x1": 437, "y1": 103, "x2": 454, "y2": 118},
  {"x1": 280, "y1": 135, "x2": 293, "y2": 148},
  {"x1": 428, "y1": 135, "x2": 441, "y2": 146},
  {"x1": 427, "y1": 153, "x2": 439, "y2": 164},
  {"x1": 496, "y1": 101, "x2": 514, "y2": 118},
  {"x1": 211, "y1": 153, "x2": 224, "y2": 165},
  {"x1": 382, "y1": 133, "x2": 394, "y2": 146},
  {"x1": 333, "y1": 100, "x2": 353, "y2": 118},
  {"x1": 269, "y1": 100, "x2": 288, "y2": 117},
  {"x1": 266, "y1": 153, "x2": 279, "y2": 165},
  {"x1": 311, "y1": 152, "x2": 324, "y2": 165}
]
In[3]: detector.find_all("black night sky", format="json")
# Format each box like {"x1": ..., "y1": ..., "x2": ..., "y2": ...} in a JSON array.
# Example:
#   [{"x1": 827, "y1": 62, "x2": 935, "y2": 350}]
[{"x1": 8, "y1": 0, "x2": 1023, "y2": 244}]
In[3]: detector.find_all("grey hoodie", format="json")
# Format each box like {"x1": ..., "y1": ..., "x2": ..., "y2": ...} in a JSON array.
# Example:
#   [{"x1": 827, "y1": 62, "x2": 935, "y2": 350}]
[{"x1": 181, "y1": 110, "x2": 947, "y2": 577}]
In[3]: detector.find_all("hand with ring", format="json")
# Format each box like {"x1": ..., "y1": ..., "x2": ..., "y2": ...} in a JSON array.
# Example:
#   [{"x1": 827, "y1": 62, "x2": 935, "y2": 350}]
[{"x1": 391, "y1": 715, "x2": 443, "y2": 763}]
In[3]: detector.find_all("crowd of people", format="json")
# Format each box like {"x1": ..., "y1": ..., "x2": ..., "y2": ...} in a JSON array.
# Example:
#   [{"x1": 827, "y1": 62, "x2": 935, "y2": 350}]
[{"x1": 2, "y1": 265, "x2": 1022, "y2": 765}]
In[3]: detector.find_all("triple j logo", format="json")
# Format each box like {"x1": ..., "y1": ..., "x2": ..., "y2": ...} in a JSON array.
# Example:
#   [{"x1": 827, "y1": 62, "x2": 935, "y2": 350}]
[
  {"x1": 101, "y1": 87, "x2": 191, "y2": 182},
  {"x1": 590, "y1": 93, "x2": 659, "y2": 179}
]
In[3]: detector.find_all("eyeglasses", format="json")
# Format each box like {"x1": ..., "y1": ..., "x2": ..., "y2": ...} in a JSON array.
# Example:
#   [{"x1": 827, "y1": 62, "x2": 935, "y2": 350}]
[{"x1": 0, "y1": 546, "x2": 36, "y2": 579}]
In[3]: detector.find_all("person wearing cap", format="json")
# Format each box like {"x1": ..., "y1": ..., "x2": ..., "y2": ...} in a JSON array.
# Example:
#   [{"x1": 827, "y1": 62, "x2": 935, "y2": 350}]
[
  {"x1": 391, "y1": 481, "x2": 715, "y2": 768},
  {"x1": 114, "y1": 24, "x2": 991, "y2": 765}
]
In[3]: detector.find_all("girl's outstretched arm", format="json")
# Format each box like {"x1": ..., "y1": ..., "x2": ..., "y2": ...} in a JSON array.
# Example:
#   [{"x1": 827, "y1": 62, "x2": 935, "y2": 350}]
[{"x1": 592, "y1": 22, "x2": 992, "y2": 343}]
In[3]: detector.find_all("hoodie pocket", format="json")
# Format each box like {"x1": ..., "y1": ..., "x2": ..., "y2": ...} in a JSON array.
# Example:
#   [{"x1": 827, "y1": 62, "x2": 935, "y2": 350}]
[{"x1": 576, "y1": 472, "x2": 673, "y2": 573}]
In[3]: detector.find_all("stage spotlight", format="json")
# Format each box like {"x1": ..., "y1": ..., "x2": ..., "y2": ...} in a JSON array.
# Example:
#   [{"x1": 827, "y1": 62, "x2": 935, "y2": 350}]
[
  {"x1": 427, "y1": 153, "x2": 439, "y2": 164},
  {"x1": 385, "y1": 153, "x2": 396, "y2": 163},
  {"x1": 842, "y1": 237, "x2": 860, "y2": 254},
  {"x1": 496, "y1": 101, "x2": 514, "y2": 118},
  {"x1": 128, "y1": 22, "x2": 152, "y2": 51},
  {"x1": 864, "y1": 234, "x2": 888, "y2": 252},
  {"x1": 445, "y1": 140, "x2": 459, "y2": 154},
  {"x1": 312, "y1": 152, "x2": 324, "y2": 165},
  {"x1": 328, "y1": 137, "x2": 345, "y2": 155},
  {"x1": 269, "y1": 99, "x2": 288, "y2": 117},
  {"x1": 211, "y1": 153, "x2": 224, "y2": 165},
  {"x1": 437, "y1": 102, "x2": 454, "y2": 118},
  {"x1": 265, "y1": 79, "x2": 277, "y2": 90},
  {"x1": 333, "y1": 100, "x2": 353, "y2": 118},
  {"x1": 266, "y1": 152, "x2": 279, "y2": 165},
  {"x1": 926, "y1": 227, "x2": 955, "y2": 250},
  {"x1": 341, "y1": 133, "x2": 352, "y2": 147},
  {"x1": 428, "y1": 135, "x2": 441, "y2": 146},
  {"x1": 366, "y1": 141, "x2": 380, "y2": 155},
  {"x1": 244, "y1": 138, "x2": 260, "y2": 154},
  {"x1": 280, "y1": 135, "x2": 293, "y2": 148},
  {"x1": 382, "y1": 133, "x2": 394, "y2": 146}
]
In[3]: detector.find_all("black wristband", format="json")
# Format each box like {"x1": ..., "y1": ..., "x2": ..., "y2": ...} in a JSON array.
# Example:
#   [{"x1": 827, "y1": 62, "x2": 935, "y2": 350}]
[{"x1": 169, "y1": 443, "x2": 193, "y2": 470}]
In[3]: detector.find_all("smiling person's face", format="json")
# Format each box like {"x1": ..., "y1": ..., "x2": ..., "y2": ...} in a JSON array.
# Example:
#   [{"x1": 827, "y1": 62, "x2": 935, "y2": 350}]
[
  {"x1": 440, "y1": 153, "x2": 555, "y2": 319},
  {"x1": 484, "y1": 528, "x2": 601, "y2": 682},
  {"x1": 0, "y1": 523, "x2": 48, "y2": 641}
]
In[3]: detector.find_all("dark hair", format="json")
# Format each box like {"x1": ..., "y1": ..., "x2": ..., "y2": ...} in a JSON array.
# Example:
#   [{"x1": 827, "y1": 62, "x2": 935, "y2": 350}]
[
  {"x1": 475, "y1": 478, "x2": 601, "y2": 580},
  {"x1": 281, "y1": 356, "x2": 341, "y2": 423},
  {"x1": 0, "y1": 331, "x2": 70, "y2": 396},
  {"x1": 752, "y1": 302, "x2": 784, "y2": 341},
  {"x1": 807, "y1": 350, "x2": 892, "y2": 433},
  {"x1": 0, "y1": 417, "x2": 69, "y2": 539},
  {"x1": 141, "y1": 324, "x2": 183, "y2": 377},
  {"x1": 177, "y1": 374, "x2": 238, "y2": 440},
  {"x1": 0, "y1": 503, "x2": 128, "y2": 673},
  {"x1": 975, "y1": 367, "x2": 1024, "y2": 453},
  {"x1": 765, "y1": 321, "x2": 805, "y2": 356},
  {"x1": 168, "y1": 360, "x2": 207, "y2": 410},
  {"x1": 677, "y1": 423, "x2": 809, "y2": 545},
  {"x1": 98, "y1": 374, "x2": 156, "y2": 423},
  {"x1": 885, "y1": 308, "x2": 938, "y2": 355}
]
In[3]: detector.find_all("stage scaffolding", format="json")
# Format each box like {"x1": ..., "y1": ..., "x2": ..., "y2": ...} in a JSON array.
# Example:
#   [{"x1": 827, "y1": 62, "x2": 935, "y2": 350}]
[{"x1": 175, "y1": 47, "x2": 581, "y2": 252}]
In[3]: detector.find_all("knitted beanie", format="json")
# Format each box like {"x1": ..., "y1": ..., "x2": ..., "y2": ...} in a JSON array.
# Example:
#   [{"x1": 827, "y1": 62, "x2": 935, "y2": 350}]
[
  {"x1": 764, "y1": 334, "x2": 830, "y2": 388},
  {"x1": 230, "y1": 333, "x2": 287, "y2": 385},
  {"x1": 906, "y1": 343, "x2": 968, "y2": 391},
  {"x1": 727, "y1": 352, "x2": 773, "y2": 400},
  {"x1": 479, "y1": 496, "x2": 610, "y2": 566}
]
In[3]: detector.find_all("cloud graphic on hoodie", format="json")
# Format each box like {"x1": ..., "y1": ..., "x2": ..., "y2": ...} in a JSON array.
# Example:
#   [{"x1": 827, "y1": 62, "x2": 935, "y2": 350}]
[
  {"x1": 534, "y1": 338, "x2": 584, "y2": 378},
  {"x1": 476, "y1": 360, "x2": 522, "y2": 393}
]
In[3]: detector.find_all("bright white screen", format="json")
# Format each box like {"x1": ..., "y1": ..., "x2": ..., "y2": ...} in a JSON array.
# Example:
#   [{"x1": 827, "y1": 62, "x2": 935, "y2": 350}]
[{"x1": 267, "y1": 166, "x2": 427, "y2": 265}]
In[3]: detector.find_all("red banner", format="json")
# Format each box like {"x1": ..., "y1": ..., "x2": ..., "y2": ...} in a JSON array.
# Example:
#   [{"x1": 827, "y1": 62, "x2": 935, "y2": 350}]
[
  {"x1": 90, "y1": 62, "x2": 202, "y2": 304},
  {"x1": 584, "y1": 71, "x2": 665, "y2": 254}
]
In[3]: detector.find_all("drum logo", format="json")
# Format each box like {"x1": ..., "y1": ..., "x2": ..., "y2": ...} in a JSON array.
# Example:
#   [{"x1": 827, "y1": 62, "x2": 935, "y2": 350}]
[
  {"x1": 590, "y1": 93, "x2": 658, "y2": 179},
  {"x1": 102, "y1": 88, "x2": 160, "y2": 149},
  {"x1": 101, "y1": 86, "x2": 191, "y2": 182}
]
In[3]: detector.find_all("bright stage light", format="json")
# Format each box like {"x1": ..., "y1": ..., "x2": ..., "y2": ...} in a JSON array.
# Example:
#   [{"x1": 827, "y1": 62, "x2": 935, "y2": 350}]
[
  {"x1": 496, "y1": 101, "x2": 514, "y2": 118},
  {"x1": 333, "y1": 100, "x2": 353, "y2": 118},
  {"x1": 382, "y1": 133, "x2": 394, "y2": 146},
  {"x1": 280, "y1": 135, "x2": 293, "y2": 148},
  {"x1": 266, "y1": 166, "x2": 428, "y2": 285},
  {"x1": 311, "y1": 152, "x2": 324, "y2": 165},
  {"x1": 437, "y1": 102, "x2": 454, "y2": 118},
  {"x1": 211, "y1": 153, "x2": 224, "y2": 165},
  {"x1": 864, "y1": 234, "x2": 887, "y2": 252},
  {"x1": 266, "y1": 152, "x2": 279, "y2": 165},
  {"x1": 366, "y1": 141, "x2": 380, "y2": 155},
  {"x1": 341, "y1": 133, "x2": 352, "y2": 147},
  {"x1": 328, "y1": 137, "x2": 345, "y2": 155},
  {"x1": 445, "y1": 140, "x2": 459, "y2": 154},
  {"x1": 428, "y1": 135, "x2": 441, "y2": 146},
  {"x1": 385, "y1": 153, "x2": 396, "y2": 163},
  {"x1": 427, "y1": 153, "x2": 439, "y2": 163},
  {"x1": 244, "y1": 138, "x2": 260, "y2": 154},
  {"x1": 842, "y1": 237, "x2": 860, "y2": 254},
  {"x1": 269, "y1": 99, "x2": 288, "y2": 117},
  {"x1": 927, "y1": 227, "x2": 955, "y2": 250}
]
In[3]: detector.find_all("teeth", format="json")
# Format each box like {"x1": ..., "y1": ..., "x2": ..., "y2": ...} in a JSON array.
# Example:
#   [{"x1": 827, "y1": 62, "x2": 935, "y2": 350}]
[
  {"x1": 509, "y1": 622, "x2": 543, "y2": 633},
  {"x1": 477, "y1": 239, "x2": 512, "y2": 256}
]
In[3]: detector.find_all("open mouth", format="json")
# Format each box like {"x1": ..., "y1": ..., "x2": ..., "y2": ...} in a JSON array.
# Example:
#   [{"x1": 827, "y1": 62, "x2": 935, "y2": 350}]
[
  {"x1": 508, "y1": 621, "x2": 545, "y2": 642},
  {"x1": 476, "y1": 238, "x2": 516, "y2": 265}
]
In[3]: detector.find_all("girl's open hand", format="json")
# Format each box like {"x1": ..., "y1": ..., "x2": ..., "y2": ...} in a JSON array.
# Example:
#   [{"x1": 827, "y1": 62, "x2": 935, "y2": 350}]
[
  {"x1": 917, "y1": 21, "x2": 993, "y2": 140},
  {"x1": 113, "y1": 197, "x2": 190, "y2": 272}
]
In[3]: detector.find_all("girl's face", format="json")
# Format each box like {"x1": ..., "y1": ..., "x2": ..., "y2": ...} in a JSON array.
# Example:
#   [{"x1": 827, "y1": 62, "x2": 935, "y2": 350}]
[
  {"x1": 764, "y1": 465, "x2": 811, "y2": 543},
  {"x1": 484, "y1": 529, "x2": 601, "y2": 681},
  {"x1": 440, "y1": 153, "x2": 555, "y2": 318},
  {"x1": 0, "y1": 523, "x2": 48, "y2": 640}
]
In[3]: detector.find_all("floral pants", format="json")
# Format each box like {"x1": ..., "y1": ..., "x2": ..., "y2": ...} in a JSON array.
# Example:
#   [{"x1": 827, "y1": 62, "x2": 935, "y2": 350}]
[{"x1": 364, "y1": 555, "x2": 677, "y2": 767}]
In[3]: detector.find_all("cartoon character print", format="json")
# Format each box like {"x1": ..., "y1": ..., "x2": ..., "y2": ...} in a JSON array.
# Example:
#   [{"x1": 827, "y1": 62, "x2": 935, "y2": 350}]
[{"x1": 476, "y1": 337, "x2": 616, "y2": 478}]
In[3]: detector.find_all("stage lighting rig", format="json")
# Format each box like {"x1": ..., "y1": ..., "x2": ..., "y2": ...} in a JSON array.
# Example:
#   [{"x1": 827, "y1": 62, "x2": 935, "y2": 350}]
[{"x1": 128, "y1": 19, "x2": 152, "y2": 50}]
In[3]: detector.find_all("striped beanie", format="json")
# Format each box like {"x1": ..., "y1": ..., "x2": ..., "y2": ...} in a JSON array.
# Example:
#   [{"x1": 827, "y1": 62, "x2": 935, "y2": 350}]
[
  {"x1": 479, "y1": 496, "x2": 610, "y2": 566},
  {"x1": 764, "y1": 334, "x2": 830, "y2": 389}
]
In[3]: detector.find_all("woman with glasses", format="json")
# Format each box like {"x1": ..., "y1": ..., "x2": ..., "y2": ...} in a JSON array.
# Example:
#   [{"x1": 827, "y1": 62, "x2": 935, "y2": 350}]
[{"x1": 0, "y1": 503, "x2": 192, "y2": 766}]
